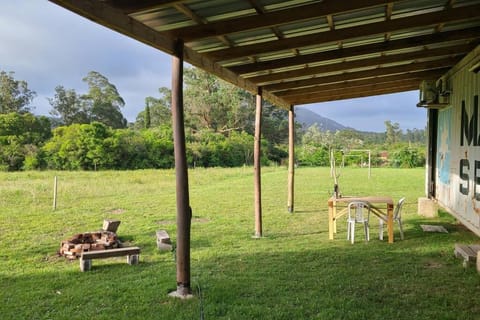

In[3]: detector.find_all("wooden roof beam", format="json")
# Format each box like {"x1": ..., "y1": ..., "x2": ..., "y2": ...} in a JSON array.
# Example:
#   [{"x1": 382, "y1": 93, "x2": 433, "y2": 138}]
[
  {"x1": 290, "y1": 79, "x2": 420, "y2": 101},
  {"x1": 168, "y1": 0, "x2": 399, "y2": 42},
  {"x1": 248, "y1": 43, "x2": 473, "y2": 85},
  {"x1": 384, "y1": 3, "x2": 394, "y2": 42},
  {"x1": 207, "y1": 4, "x2": 480, "y2": 62},
  {"x1": 104, "y1": 0, "x2": 185, "y2": 14},
  {"x1": 248, "y1": 0, "x2": 284, "y2": 40},
  {"x1": 276, "y1": 69, "x2": 449, "y2": 98},
  {"x1": 228, "y1": 27, "x2": 480, "y2": 74},
  {"x1": 264, "y1": 57, "x2": 460, "y2": 92},
  {"x1": 173, "y1": 3, "x2": 233, "y2": 47},
  {"x1": 287, "y1": 83, "x2": 419, "y2": 105}
]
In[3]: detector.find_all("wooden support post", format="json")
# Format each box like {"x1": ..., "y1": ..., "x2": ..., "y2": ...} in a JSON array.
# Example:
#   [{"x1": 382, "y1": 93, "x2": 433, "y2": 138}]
[
  {"x1": 254, "y1": 88, "x2": 263, "y2": 238},
  {"x1": 53, "y1": 176, "x2": 58, "y2": 210},
  {"x1": 171, "y1": 40, "x2": 192, "y2": 297},
  {"x1": 287, "y1": 105, "x2": 295, "y2": 213},
  {"x1": 368, "y1": 150, "x2": 371, "y2": 179}
]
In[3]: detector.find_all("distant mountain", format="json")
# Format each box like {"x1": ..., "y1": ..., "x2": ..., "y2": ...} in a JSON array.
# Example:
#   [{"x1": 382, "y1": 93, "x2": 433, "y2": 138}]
[{"x1": 295, "y1": 108, "x2": 351, "y2": 132}]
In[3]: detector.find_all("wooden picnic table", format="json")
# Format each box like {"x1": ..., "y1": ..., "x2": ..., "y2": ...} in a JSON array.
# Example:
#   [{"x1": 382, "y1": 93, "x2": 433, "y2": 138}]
[{"x1": 328, "y1": 196, "x2": 395, "y2": 243}]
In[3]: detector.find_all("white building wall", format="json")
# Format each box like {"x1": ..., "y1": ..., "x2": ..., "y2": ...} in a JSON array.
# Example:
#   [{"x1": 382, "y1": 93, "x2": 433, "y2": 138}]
[{"x1": 436, "y1": 45, "x2": 480, "y2": 234}]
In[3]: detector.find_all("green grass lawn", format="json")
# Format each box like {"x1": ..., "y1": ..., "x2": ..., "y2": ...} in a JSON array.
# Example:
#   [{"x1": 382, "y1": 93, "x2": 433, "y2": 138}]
[{"x1": 1, "y1": 167, "x2": 479, "y2": 319}]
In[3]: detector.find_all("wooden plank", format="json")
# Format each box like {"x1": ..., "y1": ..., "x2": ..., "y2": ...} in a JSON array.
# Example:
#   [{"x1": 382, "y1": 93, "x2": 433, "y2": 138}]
[
  {"x1": 206, "y1": 5, "x2": 480, "y2": 62},
  {"x1": 287, "y1": 83, "x2": 419, "y2": 105},
  {"x1": 284, "y1": 79, "x2": 422, "y2": 103},
  {"x1": 81, "y1": 247, "x2": 141, "y2": 259},
  {"x1": 264, "y1": 57, "x2": 460, "y2": 93},
  {"x1": 247, "y1": 44, "x2": 473, "y2": 85},
  {"x1": 228, "y1": 27, "x2": 480, "y2": 75},
  {"x1": 168, "y1": 0, "x2": 398, "y2": 42},
  {"x1": 277, "y1": 69, "x2": 447, "y2": 98},
  {"x1": 105, "y1": 0, "x2": 184, "y2": 14},
  {"x1": 455, "y1": 244, "x2": 480, "y2": 261}
]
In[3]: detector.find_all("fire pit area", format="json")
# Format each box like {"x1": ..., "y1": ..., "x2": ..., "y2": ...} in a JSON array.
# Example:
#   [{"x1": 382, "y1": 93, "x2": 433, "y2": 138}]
[
  {"x1": 58, "y1": 219, "x2": 142, "y2": 271},
  {"x1": 59, "y1": 230, "x2": 120, "y2": 260}
]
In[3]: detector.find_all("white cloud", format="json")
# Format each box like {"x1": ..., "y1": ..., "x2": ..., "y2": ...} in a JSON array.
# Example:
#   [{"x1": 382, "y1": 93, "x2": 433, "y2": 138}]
[{"x1": 0, "y1": 1, "x2": 171, "y2": 121}]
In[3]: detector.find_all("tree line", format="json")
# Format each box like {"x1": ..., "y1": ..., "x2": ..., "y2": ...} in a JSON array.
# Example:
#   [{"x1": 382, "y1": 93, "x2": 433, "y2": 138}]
[{"x1": 0, "y1": 69, "x2": 426, "y2": 171}]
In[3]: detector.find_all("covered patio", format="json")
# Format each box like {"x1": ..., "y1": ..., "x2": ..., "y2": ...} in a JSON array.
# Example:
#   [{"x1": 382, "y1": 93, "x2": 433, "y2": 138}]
[{"x1": 49, "y1": 0, "x2": 480, "y2": 296}]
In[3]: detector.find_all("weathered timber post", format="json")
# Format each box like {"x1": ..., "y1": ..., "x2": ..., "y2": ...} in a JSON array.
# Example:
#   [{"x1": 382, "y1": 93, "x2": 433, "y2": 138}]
[
  {"x1": 170, "y1": 39, "x2": 192, "y2": 297},
  {"x1": 53, "y1": 176, "x2": 58, "y2": 210},
  {"x1": 287, "y1": 105, "x2": 295, "y2": 213},
  {"x1": 368, "y1": 150, "x2": 371, "y2": 179},
  {"x1": 254, "y1": 88, "x2": 263, "y2": 237}
]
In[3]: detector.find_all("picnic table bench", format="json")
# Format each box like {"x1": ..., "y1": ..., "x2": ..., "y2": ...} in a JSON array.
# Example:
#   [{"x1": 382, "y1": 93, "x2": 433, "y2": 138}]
[{"x1": 79, "y1": 246, "x2": 141, "y2": 272}]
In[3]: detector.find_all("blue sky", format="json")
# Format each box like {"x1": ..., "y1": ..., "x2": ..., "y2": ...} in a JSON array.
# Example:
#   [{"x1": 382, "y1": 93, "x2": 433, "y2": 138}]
[{"x1": 0, "y1": 1, "x2": 427, "y2": 132}]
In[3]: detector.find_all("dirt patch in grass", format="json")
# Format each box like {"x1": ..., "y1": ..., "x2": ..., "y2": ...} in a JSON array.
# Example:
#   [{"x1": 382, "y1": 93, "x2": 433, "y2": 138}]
[
  {"x1": 424, "y1": 260, "x2": 444, "y2": 269},
  {"x1": 108, "y1": 208, "x2": 125, "y2": 215}
]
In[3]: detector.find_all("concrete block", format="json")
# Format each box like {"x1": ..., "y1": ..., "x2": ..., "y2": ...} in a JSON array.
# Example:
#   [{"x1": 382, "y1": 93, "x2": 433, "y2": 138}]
[
  {"x1": 418, "y1": 197, "x2": 438, "y2": 218},
  {"x1": 103, "y1": 219, "x2": 121, "y2": 233},
  {"x1": 156, "y1": 230, "x2": 173, "y2": 251}
]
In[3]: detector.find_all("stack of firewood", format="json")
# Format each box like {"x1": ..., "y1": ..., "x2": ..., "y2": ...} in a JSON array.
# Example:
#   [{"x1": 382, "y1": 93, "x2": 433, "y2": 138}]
[{"x1": 58, "y1": 231, "x2": 120, "y2": 259}]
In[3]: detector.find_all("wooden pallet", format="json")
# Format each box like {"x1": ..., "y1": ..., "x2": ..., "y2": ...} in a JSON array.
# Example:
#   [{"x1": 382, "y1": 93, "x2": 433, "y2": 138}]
[{"x1": 454, "y1": 244, "x2": 480, "y2": 268}]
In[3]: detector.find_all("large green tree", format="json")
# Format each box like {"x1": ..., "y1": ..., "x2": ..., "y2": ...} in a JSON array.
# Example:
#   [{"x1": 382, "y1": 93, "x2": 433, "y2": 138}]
[
  {"x1": 135, "y1": 87, "x2": 172, "y2": 130},
  {"x1": 183, "y1": 67, "x2": 251, "y2": 134},
  {"x1": 0, "y1": 71, "x2": 36, "y2": 114},
  {"x1": 48, "y1": 86, "x2": 87, "y2": 125},
  {"x1": 384, "y1": 120, "x2": 401, "y2": 145},
  {"x1": 81, "y1": 71, "x2": 127, "y2": 128}
]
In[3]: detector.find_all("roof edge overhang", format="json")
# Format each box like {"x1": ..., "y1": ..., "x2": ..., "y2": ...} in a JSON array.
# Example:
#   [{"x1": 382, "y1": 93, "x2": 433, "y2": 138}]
[{"x1": 48, "y1": 0, "x2": 291, "y2": 108}]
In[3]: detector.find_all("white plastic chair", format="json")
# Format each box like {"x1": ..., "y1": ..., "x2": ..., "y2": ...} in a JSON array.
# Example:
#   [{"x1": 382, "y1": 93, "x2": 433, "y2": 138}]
[
  {"x1": 379, "y1": 197, "x2": 405, "y2": 240},
  {"x1": 347, "y1": 201, "x2": 370, "y2": 244}
]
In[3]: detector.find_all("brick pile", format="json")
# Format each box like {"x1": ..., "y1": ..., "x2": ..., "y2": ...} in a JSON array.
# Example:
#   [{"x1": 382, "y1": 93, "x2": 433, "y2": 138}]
[{"x1": 58, "y1": 231, "x2": 120, "y2": 260}]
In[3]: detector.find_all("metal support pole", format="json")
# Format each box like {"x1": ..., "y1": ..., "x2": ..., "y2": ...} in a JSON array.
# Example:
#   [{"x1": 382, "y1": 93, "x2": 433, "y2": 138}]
[
  {"x1": 426, "y1": 109, "x2": 438, "y2": 198},
  {"x1": 254, "y1": 88, "x2": 263, "y2": 237},
  {"x1": 287, "y1": 105, "x2": 295, "y2": 213},
  {"x1": 171, "y1": 40, "x2": 192, "y2": 297}
]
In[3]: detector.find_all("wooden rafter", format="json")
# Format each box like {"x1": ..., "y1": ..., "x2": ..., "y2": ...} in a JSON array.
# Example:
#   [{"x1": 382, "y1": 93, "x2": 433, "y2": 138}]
[
  {"x1": 286, "y1": 83, "x2": 420, "y2": 105},
  {"x1": 105, "y1": 0, "x2": 184, "y2": 14},
  {"x1": 50, "y1": 0, "x2": 480, "y2": 108},
  {"x1": 384, "y1": 3, "x2": 394, "y2": 42},
  {"x1": 206, "y1": 4, "x2": 480, "y2": 62},
  {"x1": 264, "y1": 57, "x2": 461, "y2": 93},
  {"x1": 276, "y1": 69, "x2": 449, "y2": 98},
  {"x1": 173, "y1": 3, "x2": 233, "y2": 47},
  {"x1": 247, "y1": 44, "x2": 473, "y2": 85},
  {"x1": 167, "y1": 0, "x2": 399, "y2": 42},
  {"x1": 228, "y1": 27, "x2": 480, "y2": 75},
  {"x1": 248, "y1": 0, "x2": 284, "y2": 40}
]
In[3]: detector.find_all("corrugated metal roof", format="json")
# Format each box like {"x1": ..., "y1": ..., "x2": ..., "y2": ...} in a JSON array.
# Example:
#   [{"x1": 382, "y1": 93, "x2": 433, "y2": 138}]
[{"x1": 50, "y1": 0, "x2": 480, "y2": 107}]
